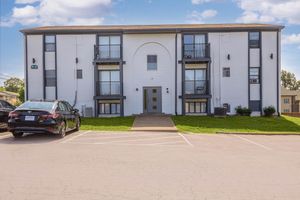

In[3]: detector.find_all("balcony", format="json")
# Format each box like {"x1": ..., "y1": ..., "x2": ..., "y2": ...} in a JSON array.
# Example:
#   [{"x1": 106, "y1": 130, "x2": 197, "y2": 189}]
[
  {"x1": 94, "y1": 45, "x2": 121, "y2": 63},
  {"x1": 184, "y1": 80, "x2": 209, "y2": 95},
  {"x1": 183, "y1": 43, "x2": 210, "y2": 61},
  {"x1": 96, "y1": 80, "x2": 121, "y2": 97}
]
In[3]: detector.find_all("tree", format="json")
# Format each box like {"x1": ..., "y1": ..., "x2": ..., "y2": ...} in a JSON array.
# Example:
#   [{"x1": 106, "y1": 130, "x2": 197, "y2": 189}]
[
  {"x1": 4, "y1": 77, "x2": 24, "y2": 93},
  {"x1": 18, "y1": 87, "x2": 25, "y2": 103},
  {"x1": 281, "y1": 70, "x2": 300, "y2": 90}
]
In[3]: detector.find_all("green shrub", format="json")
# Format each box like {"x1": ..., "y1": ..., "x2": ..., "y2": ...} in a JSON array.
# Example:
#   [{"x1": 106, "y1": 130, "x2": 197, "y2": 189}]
[
  {"x1": 263, "y1": 106, "x2": 276, "y2": 117},
  {"x1": 235, "y1": 106, "x2": 252, "y2": 116}
]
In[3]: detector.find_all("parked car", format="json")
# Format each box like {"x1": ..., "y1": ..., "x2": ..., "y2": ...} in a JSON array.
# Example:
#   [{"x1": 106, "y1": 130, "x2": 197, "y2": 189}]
[
  {"x1": 0, "y1": 100, "x2": 16, "y2": 130},
  {"x1": 8, "y1": 100, "x2": 80, "y2": 138}
]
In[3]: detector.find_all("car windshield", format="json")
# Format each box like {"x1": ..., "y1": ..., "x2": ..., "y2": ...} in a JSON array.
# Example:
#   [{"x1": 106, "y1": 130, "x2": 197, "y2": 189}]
[{"x1": 17, "y1": 101, "x2": 55, "y2": 111}]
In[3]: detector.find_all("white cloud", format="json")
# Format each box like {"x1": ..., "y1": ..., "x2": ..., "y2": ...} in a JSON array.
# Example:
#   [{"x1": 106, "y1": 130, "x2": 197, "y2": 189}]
[
  {"x1": 201, "y1": 9, "x2": 217, "y2": 18},
  {"x1": 236, "y1": 0, "x2": 300, "y2": 24},
  {"x1": 282, "y1": 34, "x2": 300, "y2": 49},
  {"x1": 186, "y1": 9, "x2": 217, "y2": 23},
  {"x1": 15, "y1": 0, "x2": 40, "y2": 4},
  {"x1": 1, "y1": 0, "x2": 112, "y2": 27},
  {"x1": 191, "y1": 0, "x2": 218, "y2": 5}
]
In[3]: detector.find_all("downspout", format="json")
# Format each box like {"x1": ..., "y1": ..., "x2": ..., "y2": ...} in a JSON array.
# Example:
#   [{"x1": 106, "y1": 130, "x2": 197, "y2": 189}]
[
  {"x1": 73, "y1": 36, "x2": 78, "y2": 107},
  {"x1": 175, "y1": 32, "x2": 178, "y2": 115},
  {"x1": 25, "y1": 34, "x2": 28, "y2": 101},
  {"x1": 277, "y1": 31, "x2": 280, "y2": 116}
]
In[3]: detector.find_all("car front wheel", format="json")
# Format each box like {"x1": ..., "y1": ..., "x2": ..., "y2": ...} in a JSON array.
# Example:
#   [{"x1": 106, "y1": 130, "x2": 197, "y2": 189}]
[
  {"x1": 59, "y1": 121, "x2": 66, "y2": 138},
  {"x1": 12, "y1": 132, "x2": 23, "y2": 138},
  {"x1": 75, "y1": 118, "x2": 80, "y2": 131}
]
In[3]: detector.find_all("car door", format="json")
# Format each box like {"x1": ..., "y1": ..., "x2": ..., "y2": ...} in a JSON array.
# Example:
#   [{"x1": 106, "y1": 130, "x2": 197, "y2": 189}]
[
  {"x1": 62, "y1": 101, "x2": 75, "y2": 129},
  {"x1": 0, "y1": 100, "x2": 14, "y2": 126},
  {"x1": 57, "y1": 102, "x2": 71, "y2": 130}
]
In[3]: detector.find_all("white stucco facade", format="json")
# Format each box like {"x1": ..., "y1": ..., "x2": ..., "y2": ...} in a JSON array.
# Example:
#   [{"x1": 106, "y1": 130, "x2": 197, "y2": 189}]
[{"x1": 23, "y1": 24, "x2": 282, "y2": 117}]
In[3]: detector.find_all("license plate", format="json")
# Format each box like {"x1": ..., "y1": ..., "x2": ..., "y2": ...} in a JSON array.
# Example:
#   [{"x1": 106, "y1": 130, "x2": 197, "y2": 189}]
[{"x1": 25, "y1": 116, "x2": 35, "y2": 121}]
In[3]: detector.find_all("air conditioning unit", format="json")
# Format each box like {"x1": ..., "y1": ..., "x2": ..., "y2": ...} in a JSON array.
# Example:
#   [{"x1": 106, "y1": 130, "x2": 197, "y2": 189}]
[{"x1": 81, "y1": 105, "x2": 93, "y2": 117}]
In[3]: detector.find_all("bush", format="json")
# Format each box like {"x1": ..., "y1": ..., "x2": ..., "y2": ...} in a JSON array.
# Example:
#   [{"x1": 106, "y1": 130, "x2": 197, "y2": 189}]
[
  {"x1": 235, "y1": 106, "x2": 252, "y2": 116},
  {"x1": 263, "y1": 106, "x2": 276, "y2": 117}
]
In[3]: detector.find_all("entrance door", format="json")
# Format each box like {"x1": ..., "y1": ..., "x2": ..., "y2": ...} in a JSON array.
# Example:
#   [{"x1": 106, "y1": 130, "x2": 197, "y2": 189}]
[{"x1": 143, "y1": 87, "x2": 162, "y2": 114}]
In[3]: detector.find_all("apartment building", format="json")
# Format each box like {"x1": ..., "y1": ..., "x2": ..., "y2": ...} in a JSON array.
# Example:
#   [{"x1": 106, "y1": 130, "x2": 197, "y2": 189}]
[
  {"x1": 281, "y1": 86, "x2": 300, "y2": 113},
  {"x1": 21, "y1": 24, "x2": 283, "y2": 117}
]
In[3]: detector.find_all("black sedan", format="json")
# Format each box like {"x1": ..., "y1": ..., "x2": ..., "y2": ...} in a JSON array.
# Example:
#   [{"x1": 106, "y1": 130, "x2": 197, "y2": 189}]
[
  {"x1": 8, "y1": 100, "x2": 80, "y2": 138},
  {"x1": 0, "y1": 100, "x2": 16, "y2": 130}
]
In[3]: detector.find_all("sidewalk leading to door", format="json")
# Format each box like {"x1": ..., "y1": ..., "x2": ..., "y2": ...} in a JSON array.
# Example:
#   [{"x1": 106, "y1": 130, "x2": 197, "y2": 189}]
[{"x1": 131, "y1": 115, "x2": 178, "y2": 132}]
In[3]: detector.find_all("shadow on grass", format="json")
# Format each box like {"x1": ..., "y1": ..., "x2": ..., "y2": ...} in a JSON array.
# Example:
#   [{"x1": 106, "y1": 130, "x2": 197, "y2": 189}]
[
  {"x1": 172, "y1": 115, "x2": 300, "y2": 133},
  {"x1": 80, "y1": 117, "x2": 135, "y2": 131}
]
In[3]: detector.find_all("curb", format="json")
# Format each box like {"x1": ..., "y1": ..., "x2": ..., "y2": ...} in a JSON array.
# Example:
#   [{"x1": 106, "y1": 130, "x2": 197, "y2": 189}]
[{"x1": 216, "y1": 132, "x2": 300, "y2": 136}]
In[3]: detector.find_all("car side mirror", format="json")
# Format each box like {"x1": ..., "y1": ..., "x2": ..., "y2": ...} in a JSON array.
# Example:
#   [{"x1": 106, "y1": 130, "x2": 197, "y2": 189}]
[{"x1": 73, "y1": 108, "x2": 79, "y2": 113}]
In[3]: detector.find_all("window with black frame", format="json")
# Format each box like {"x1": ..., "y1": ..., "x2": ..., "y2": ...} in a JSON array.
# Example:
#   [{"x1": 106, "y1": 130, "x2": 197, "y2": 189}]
[
  {"x1": 185, "y1": 69, "x2": 207, "y2": 94},
  {"x1": 98, "y1": 70, "x2": 120, "y2": 95},
  {"x1": 183, "y1": 34, "x2": 206, "y2": 59},
  {"x1": 98, "y1": 36, "x2": 121, "y2": 59},
  {"x1": 249, "y1": 68, "x2": 260, "y2": 84},
  {"x1": 185, "y1": 99, "x2": 207, "y2": 113},
  {"x1": 45, "y1": 35, "x2": 55, "y2": 52},
  {"x1": 45, "y1": 70, "x2": 56, "y2": 87},
  {"x1": 249, "y1": 32, "x2": 260, "y2": 48},
  {"x1": 99, "y1": 102, "x2": 120, "y2": 115}
]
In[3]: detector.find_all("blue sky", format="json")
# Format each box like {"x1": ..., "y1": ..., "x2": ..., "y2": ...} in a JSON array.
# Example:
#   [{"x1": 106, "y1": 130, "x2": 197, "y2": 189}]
[{"x1": 1, "y1": 0, "x2": 300, "y2": 85}]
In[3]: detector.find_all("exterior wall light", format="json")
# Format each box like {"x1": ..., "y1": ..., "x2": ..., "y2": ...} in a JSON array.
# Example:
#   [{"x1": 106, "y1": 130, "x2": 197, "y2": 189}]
[
  {"x1": 227, "y1": 54, "x2": 230, "y2": 60},
  {"x1": 32, "y1": 58, "x2": 36, "y2": 63},
  {"x1": 136, "y1": 88, "x2": 139, "y2": 91},
  {"x1": 270, "y1": 53, "x2": 273, "y2": 59},
  {"x1": 166, "y1": 88, "x2": 169, "y2": 93},
  {"x1": 76, "y1": 57, "x2": 79, "y2": 63}
]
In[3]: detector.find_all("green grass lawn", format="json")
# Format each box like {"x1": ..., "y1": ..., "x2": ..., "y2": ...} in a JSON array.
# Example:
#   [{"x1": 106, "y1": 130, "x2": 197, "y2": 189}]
[
  {"x1": 172, "y1": 115, "x2": 300, "y2": 134},
  {"x1": 80, "y1": 117, "x2": 135, "y2": 131}
]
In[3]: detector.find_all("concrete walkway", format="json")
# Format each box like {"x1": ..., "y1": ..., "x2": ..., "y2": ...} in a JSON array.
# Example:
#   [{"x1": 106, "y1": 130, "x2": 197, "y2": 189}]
[{"x1": 131, "y1": 115, "x2": 178, "y2": 132}]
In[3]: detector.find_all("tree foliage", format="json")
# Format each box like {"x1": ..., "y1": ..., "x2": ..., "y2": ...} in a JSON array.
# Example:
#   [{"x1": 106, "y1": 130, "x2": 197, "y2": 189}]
[
  {"x1": 4, "y1": 77, "x2": 24, "y2": 93},
  {"x1": 281, "y1": 70, "x2": 300, "y2": 90}
]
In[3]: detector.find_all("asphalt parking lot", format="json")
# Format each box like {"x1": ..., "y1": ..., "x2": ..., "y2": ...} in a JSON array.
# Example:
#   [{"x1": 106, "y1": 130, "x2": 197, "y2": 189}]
[{"x1": 0, "y1": 131, "x2": 300, "y2": 200}]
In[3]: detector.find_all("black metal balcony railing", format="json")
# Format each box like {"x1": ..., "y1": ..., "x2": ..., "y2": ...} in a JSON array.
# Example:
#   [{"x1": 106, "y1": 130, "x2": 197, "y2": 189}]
[
  {"x1": 183, "y1": 43, "x2": 210, "y2": 60},
  {"x1": 96, "y1": 81, "x2": 121, "y2": 96},
  {"x1": 184, "y1": 80, "x2": 208, "y2": 95},
  {"x1": 94, "y1": 45, "x2": 121, "y2": 60}
]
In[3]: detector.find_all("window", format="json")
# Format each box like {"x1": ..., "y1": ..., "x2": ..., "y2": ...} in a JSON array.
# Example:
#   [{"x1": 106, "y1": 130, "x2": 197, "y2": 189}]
[
  {"x1": 99, "y1": 102, "x2": 120, "y2": 114},
  {"x1": 98, "y1": 36, "x2": 121, "y2": 59},
  {"x1": 45, "y1": 35, "x2": 55, "y2": 52},
  {"x1": 45, "y1": 70, "x2": 56, "y2": 87},
  {"x1": 185, "y1": 69, "x2": 207, "y2": 94},
  {"x1": 98, "y1": 70, "x2": 120, "y2": 95},
  {"x1": 185, "y1": 99, "x2": 207, "y2": 113},
  {"x1": 183, "y1": 34, "x2": 206, "y2": 59},
  {"x1": 249, "y1": 100, "x2": 261, "y2": 111},
  {"x1": 223, "y1": 67, "x2": 230, "y2": 77},
  {"x1": 63, "y1": 101, "x2": 73, "y2": 111},
  {"x1": 249, "y1": 68, "x2": 260, "y2": 84},
  {"x1": 283, "y1": 109, "x2": 290, "y2": 113},
  {"x1": 283, "y1": 98, "x2": 290, "y2": 104},
  {"x1": 0, "y1": 100, "x2": 14, "y2": 109},
  {"x1": 58, "y1": 102, "x2": 67, "y2": 112},
  {"x1": 249, "y1": 32, "x2": 260, "y2": 48},
  {"x1": 147, "y1": 55, "x2": 157, "y2": 70},
  {"x1": 77, "y1": 69, "x2": 83, "y2": 79}
]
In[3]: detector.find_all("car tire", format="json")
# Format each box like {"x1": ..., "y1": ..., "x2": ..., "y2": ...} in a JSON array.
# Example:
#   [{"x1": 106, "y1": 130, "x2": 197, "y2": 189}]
[
  {"x1": 75, "y1": 118, "x2": 80, "y2": 131},
  {"x1": 12, "y1": 132, "x2": 23, "y2": 138},
  {"x1": 59, "y1": 121, "x2": 66, "y2": 138}
]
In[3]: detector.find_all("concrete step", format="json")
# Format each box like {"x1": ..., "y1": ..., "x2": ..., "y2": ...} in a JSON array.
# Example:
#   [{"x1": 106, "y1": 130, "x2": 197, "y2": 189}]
[{"x1": 131, "y1": 115, "x2": 178, "y2": 132}]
